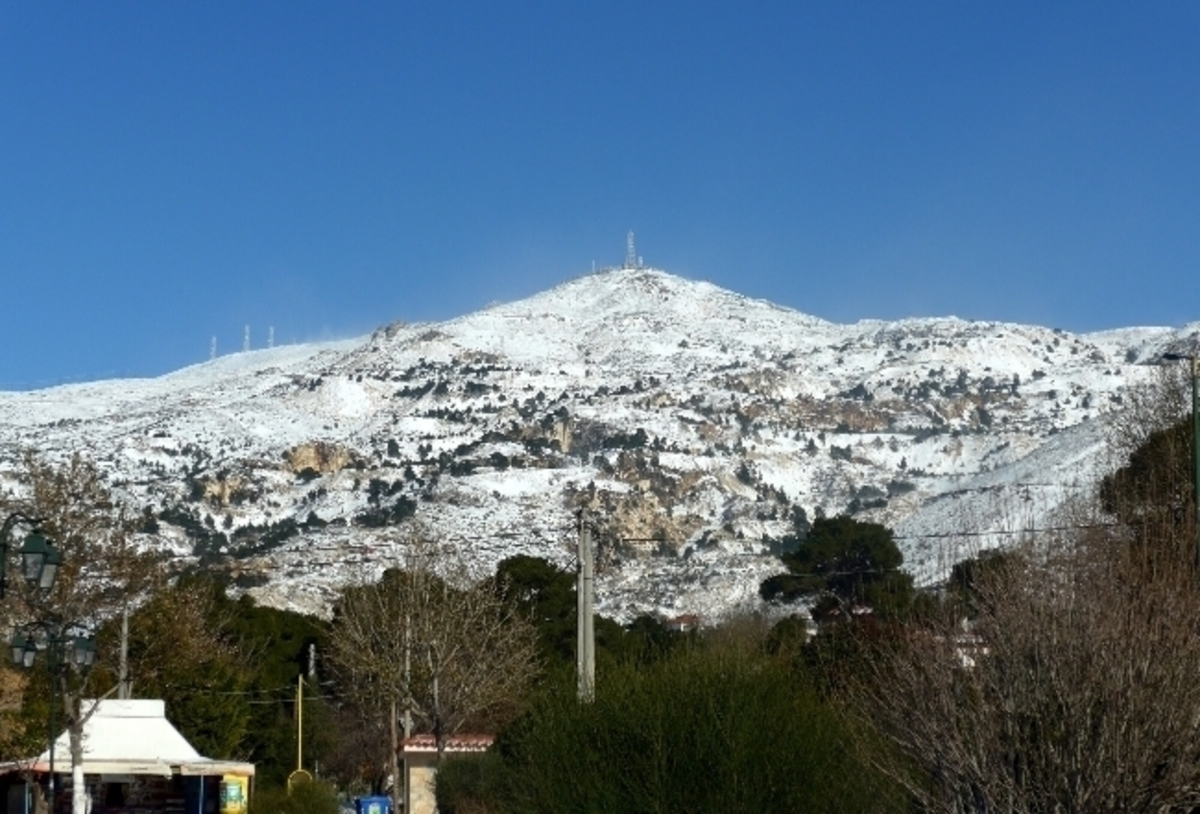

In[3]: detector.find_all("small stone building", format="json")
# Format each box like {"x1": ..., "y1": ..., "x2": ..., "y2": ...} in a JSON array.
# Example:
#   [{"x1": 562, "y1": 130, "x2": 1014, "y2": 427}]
[{"x1": 400, "y1": 734, "x2": 493, "y2": 814}]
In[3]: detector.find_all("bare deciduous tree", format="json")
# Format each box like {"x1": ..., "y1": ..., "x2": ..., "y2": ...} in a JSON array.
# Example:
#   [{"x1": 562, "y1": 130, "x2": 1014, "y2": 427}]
[
  {"x1": 851, "y1": 528, "x2": 1200, "y2": 813},
  {"x1": 2, "y1": 453, "x2": 164, "y2": 814},
  {"x1": 328, "y1": 536, "x2": 539, "y2": 811}
]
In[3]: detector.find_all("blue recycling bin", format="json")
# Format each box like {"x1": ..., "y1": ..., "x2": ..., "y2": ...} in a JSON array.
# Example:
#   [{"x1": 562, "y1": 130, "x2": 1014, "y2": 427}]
[{"x1": 355, "y1": 796, "x2": 392, "y2": 814}]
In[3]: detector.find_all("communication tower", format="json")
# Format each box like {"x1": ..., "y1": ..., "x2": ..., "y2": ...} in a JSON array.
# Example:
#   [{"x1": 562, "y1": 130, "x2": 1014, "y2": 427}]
[{"x1": 625, "y1": 231, "x2": 637, "y2": 269}]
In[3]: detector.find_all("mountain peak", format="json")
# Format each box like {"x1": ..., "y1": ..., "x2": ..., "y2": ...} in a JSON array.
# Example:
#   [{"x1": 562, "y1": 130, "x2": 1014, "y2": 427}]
[{"x1": 0, "y1": 269, "x2": 1185, "y2": 622}]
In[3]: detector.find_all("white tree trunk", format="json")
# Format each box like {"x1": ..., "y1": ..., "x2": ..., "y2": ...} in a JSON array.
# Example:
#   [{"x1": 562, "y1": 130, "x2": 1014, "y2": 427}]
[
  {"x1": 68, "y1": 698, "x2": 91, "y2": 814},
  {"x1": 70, "y1": 762, "x2": 87, "y2": 814}
]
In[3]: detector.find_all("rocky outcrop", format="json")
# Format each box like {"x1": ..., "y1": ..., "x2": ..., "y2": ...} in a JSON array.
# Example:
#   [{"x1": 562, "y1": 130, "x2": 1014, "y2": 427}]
[{"x1": 284, "y1": 442, "x2": 358, "y2": 474}]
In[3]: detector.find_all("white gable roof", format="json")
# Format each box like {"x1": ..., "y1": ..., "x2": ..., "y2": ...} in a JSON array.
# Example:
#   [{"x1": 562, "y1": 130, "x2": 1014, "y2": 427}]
[{"x1": 25, "y1": 699, "x2": 253, "y2": 777}]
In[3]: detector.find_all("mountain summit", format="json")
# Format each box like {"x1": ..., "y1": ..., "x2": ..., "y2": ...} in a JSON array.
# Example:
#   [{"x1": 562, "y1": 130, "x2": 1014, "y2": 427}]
[{"x1": 0, "y1": 269, "x2": 1189, "y2": 619}]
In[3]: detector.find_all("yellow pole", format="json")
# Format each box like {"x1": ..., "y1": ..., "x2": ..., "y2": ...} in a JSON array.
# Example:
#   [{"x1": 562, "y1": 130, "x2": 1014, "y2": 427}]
[{"x1": 297, "y1": 674, "x2": 303, "y2": 773}]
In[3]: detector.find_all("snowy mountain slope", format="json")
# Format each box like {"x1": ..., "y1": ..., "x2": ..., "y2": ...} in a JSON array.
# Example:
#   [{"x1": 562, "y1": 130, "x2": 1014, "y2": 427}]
[{"x1": 0, "y1": 268, "x2": 1192, "y2": 620}]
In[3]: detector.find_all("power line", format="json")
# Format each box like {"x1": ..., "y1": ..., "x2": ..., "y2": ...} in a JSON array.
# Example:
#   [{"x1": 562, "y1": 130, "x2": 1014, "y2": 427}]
[
  {"x1": 607, "y1": 520, "x2": 1131, "y2": 548},
  {"x1": 892, "y1": 522, "x2": 1123, "y2": 542}
]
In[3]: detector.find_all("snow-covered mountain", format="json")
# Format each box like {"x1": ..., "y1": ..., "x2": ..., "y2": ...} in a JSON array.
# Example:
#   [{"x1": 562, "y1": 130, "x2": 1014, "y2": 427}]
[{"x1": 0, "y1": 268, "x2": 1192, "y2": 621}]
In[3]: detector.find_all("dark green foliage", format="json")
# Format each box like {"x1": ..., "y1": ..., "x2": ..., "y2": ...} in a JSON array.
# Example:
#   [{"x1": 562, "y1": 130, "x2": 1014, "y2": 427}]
[
  {"x1": 496, "y1": 556, "x2": 576, "y2": 668},
  {"x1": 495, "y1": 556, "x2": 676, "y2": 674},
  {"x1": 204, "y1": 591, "x2": 332, "y2": 788},
  {"x1": 760, "y1": 516, "x2": 913, "y2": 620},
  {"x1": 764, "y1": 613, "x2": 809, "y2": 657},
  {"x1": 139, "y1": 506, "x2": 160, "y2": 533},
  {"x1": 449, "y1": 459, "x2": 476, "y2": 476},
  {"x1": 947, "y1": 548, "x2": 1018, "y2": 618},
  {"x1": 250, "y1": 779, "x2": 339, "y2": 814},
  {"x1": 160, "y1": 503, "x2": 216, "y2": 544},
  {"x1": 438, "y1": 639, "x2": 904, "y2": 814},
  {"x1": 435, "y1": 751, "x2": 508, "y2": 814},
  {"x1": 229, "y1": 518, "x2": 300, "y2": 555},
  {"x1": 1100, "y1": 416, "x2": 1194, "y2": 550},
  {"x1": 354, "y1": 496, "x2": 416, "y2": 528},
  {"x1": 602, "y1": 427, "x2": 649, "y2": 450}
]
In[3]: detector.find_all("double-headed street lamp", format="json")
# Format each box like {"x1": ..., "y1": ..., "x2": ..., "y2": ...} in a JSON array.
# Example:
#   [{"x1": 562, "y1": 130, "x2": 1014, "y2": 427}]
[
  {"x1": 1, "y1": 514, "x2": 93, "y2": 814},
  {"x1": 11, "y1": 625, "x2": 97, "y2": 814}
]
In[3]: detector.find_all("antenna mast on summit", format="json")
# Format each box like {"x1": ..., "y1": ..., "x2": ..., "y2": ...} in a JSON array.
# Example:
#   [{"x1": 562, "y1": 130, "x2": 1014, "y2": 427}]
[{"x1": 625, "y1": 231, "x2": 637, "y2": 269}]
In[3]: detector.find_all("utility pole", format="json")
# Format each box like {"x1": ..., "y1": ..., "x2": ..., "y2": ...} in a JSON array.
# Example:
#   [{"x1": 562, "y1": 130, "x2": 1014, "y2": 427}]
[
  {"x1": 576, "y1": 513, "x2": 595, "y2": 702},
  {"x1": 1191, "y1": 355, "x2": 1199, "y2": 570},
  {"x1": 1163, "y1": 349, "x2": 1200, "y2": 569},
  {"x1": 118, "y1": 608, "x2": 131, "y2": 699}
]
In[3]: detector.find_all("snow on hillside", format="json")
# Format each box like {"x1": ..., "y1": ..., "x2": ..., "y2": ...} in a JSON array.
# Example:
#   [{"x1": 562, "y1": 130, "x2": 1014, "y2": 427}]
[{"x1": 0, "y1": 268, "x2": 1193, "y2": 621}]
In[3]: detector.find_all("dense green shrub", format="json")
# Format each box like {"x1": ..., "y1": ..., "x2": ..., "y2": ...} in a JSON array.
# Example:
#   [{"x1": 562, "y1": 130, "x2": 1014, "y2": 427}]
[
  {"x1": 437, "y1": 639, "x2": 904, "y2": 814},
  {"x1": 250, "y1": 780, "x2": 339, "y2": 814}
]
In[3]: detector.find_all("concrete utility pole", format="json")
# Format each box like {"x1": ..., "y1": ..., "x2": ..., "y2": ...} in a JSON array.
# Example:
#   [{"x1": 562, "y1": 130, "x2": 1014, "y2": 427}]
[
  {"x1": 1191, "y1": 356, "x2": 1199, "y2": 570},
  {"x1": 118, "y1": 608, "x2": 131, "y2": 699},
  {"x1": 576, "y1": 513, "x2": 595, "y2": 702},
  {"x1": 1164, "y1": 349, "x2": 1200, "y2": 569}
]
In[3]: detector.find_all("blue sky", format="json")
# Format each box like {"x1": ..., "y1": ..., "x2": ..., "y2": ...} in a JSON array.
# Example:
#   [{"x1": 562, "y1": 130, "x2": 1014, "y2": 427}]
[{"x1": 2, "y1": 3, "x2": 1198, "y2": 388}]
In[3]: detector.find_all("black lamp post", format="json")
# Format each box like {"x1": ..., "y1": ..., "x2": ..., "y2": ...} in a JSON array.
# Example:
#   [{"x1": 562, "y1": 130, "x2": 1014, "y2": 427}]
[
  {"x1": 12, "y1": 627, "x2": 95, "y2": 814},
  {"x1": 4, "y1": 528, "x2": 92, "y2": 814}
]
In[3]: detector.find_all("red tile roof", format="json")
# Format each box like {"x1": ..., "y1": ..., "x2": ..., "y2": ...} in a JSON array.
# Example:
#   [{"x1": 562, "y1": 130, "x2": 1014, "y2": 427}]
[{"x1": 401, "y1": 734, "x2": 494, "y2": 754}]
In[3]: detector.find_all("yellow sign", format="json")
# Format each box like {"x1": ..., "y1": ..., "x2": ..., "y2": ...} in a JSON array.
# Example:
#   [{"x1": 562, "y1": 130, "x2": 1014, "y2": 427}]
[{"x1": 220, "y1": 775, "x2": 249, "y2": 814}]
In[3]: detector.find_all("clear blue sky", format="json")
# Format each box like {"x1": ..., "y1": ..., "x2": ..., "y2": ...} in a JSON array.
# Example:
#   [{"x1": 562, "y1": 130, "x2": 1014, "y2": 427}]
[{"x1": 3, "y1": 2, "x2": 1197, "y2": 388}]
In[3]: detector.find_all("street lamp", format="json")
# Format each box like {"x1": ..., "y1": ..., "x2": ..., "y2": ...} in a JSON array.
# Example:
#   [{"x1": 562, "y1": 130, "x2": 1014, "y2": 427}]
[
  {"x1": 0, "y1": 513, "x2": 56, "y2": 597},
  {"x1": 11, "y1": 625, "x2": 96, "y2": 814},
  {"x1": 4, "y1": 535, "x2": 94, "y2": 814},
  {"x1": 1162, "y1": 351, "x2": 1200, "y2": 570},
  {"x1": 19, "y1": 531, "x2": 63, "y2": 592}
]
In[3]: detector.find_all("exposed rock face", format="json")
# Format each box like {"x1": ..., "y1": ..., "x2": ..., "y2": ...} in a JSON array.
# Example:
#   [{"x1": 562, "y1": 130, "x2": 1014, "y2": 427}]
[
  {"x1": 0, "y1": 268, "x2": 1192, "y2": 621},
  {"x1": 200, "y1": 476, "x2": 245, "y2": 507},
  {"x1": 285, "y1": 442, "x2": 357, "y2": 474}
]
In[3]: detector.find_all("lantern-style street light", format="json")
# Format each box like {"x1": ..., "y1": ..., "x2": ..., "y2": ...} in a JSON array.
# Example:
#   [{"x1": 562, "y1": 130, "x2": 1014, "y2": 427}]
[
  {"x1": 0, "y1": 513, "x2": 60, "y2": 597},
  {"x1": 19, "y1": 530, "x2": 63, "y2": 593},
  {"x1": 4, "y1": 530, "x2": 94, "y2": 814}
]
